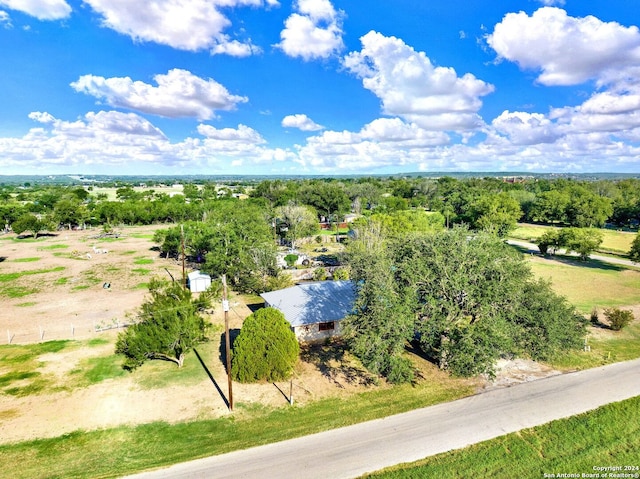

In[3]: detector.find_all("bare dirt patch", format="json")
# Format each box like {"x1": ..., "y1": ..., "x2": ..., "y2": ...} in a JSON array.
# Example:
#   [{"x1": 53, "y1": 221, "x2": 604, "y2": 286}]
[
  {"x1": 482, "y1": 359, "x2": 562, "y2": 390},
  {"x1": 0, "y1": 226, "x2": 181, "y2": 343}
]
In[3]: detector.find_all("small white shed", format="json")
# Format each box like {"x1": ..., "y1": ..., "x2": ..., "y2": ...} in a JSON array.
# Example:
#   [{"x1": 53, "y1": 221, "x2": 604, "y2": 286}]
[{"x1": 188, "y1": 271, "x2": 212, "y2": 293}]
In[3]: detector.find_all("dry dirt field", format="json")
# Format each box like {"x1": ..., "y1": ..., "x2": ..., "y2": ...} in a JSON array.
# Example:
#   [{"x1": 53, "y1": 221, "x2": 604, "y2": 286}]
[
  {"x1": 0, "y1": 226, "x2": 562, "y2": 445},
  {"x1": 0, "y1": 226, "x2": 404, "y2": 444}
]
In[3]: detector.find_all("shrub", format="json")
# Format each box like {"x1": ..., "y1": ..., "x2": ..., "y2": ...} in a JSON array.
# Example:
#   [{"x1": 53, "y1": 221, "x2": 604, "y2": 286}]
[
  {"x1": 603, "y1": 307, "x2": 634, "y2": 331},
  {"x1": 231, "y1": 308, "x2": 299, "y2": 383},
  {"x1": 313, "y1": 267, "x2": 328, "y2": 281},
  {"x1": 332, "y1": 267, "x2": 349, "y2": 280},
  {"x1": 265, "y1": 272, "x2": 294, "y2": 292},
  {"x1": 284, "y1": 254, "x2": 298, "y2": 268},
  {"x1": 590, "y1": 307, "x2": 599, "y2": 325}
]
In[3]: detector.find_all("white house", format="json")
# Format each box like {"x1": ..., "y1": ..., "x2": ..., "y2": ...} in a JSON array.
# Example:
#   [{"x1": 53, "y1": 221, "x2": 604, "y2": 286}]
[
  {"x1": 260, "y1": 280, "x2": 355, "y2": 342},
  {"x1": 187, "y1": 270, "x2": 212, "y2": 293}
]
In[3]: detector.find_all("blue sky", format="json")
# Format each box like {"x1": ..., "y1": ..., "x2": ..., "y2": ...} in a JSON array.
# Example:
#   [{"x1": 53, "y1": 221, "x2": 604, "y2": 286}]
[{"x1": 1, "y1": 0, "x2": 640, "y2": 176}]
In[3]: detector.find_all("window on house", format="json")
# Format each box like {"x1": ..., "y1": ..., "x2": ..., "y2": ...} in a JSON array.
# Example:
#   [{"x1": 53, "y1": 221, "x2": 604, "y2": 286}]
[{"x1": 318, "y1": 321, "x2": 335, "y2": 331}]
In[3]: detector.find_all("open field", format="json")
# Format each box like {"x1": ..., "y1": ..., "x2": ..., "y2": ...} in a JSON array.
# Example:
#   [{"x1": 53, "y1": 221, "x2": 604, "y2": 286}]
[
  {"x1": 0, "y1": 225, "x2": 182, "y2": 343},
  {"x1": 88, "y1": 184, "x2": 185, "y2": 201},
  {"x1": 511, "y1": 223, "x2": 636, "y2": 254},
  {"x1": 528, "y1": 255, "x2": 640, "y2": 312}
]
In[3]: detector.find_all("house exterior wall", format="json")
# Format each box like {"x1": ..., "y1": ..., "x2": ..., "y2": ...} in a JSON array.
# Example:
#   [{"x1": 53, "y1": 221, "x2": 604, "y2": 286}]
[{"x1": 294, "y1": 321, "x2": 342, "y2": 342}]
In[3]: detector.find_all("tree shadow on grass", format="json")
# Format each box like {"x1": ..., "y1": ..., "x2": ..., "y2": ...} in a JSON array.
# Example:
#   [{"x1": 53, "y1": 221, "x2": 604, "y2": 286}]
[
  {"x1": 300, "y1": 339, "x2": 376, "y2": 388},
  {"x1": 404, "y1": 341, "x2": 438, "y2": 381},
  {"x1": 550, "y1": 255, "x2": 627, "y2": 272},
  {"x1": 507, "y1": 243, "x2": 540, "y2": 255},
  {"x1": 193, "y1": 347, "x2": 229, "y2": 409},
  {"x1": 508, "y1": 243, "x2": 631, "y2": 272}
]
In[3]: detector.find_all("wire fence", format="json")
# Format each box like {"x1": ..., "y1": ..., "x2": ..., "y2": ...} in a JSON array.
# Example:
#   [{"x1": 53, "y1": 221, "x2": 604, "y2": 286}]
[{"x1": 5, "y1": 321, "x2": 134, "y2": 345}]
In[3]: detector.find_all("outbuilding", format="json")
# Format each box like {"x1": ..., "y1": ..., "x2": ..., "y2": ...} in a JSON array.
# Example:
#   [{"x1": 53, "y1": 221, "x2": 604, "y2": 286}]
[
  {"x1": 187, "y1": 270, "x2": 212, "y2": 293},
  {"x1": 260, "y1": 280, "x2": 355, "y2": 342}
]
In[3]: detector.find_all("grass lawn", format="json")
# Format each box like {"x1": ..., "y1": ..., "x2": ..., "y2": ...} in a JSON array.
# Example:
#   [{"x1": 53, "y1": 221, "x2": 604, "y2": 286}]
[
  {"x1": 511, "y1": 223, "x2": 636, "y2": 255},
  {"x1": 362, "y1": 396, "x2": 640, "y2": 479},
  {"x1": 528, "y1": 256, "x2": 640, "y2": 312}
]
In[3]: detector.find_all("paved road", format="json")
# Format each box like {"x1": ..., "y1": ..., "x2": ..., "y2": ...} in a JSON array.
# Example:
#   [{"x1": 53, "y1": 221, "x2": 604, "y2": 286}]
[
  {"x1": 125, "y1": 359, "x2": 640, "y2": 479},
  {"x1": 506, "y1": 239, "x2": 637, "y2": 267}
]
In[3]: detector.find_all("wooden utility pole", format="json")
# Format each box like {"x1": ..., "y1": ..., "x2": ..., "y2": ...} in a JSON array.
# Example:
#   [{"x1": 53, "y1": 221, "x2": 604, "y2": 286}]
[{"x1": 222, "y1": 274, "x2": 233, "y2": 410}]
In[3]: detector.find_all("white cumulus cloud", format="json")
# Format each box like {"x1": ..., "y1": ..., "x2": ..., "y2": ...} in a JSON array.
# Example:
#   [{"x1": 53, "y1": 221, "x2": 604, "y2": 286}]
[
  {"x1": 82, "y1": 0, "x2": 269, "y2": 54},
  {"x1": 491, "y1": 111, "x2": 561, "y2": 145},
  {"x1": 343, "y1": 31, "x2": 494, "y2": 131},
  {"x1": 197, "y1": 123, "x2": 266, "y2": 144},
  {"x1": 277, "y1": 0, "x2": 344, "y2": 60},
  {"x1": 0, "y1": 0, "x2": 70, "y2": 20},
  {"x1": 282, "y1": 114, "x2": 324, "y2": 131},
  {"x1": 71, "y1": 69, "x2": 248, "y2": 120},
  {"x1": 295, "y1": 118, "x2": 451, "y2": 171},
  {"x1": 0, "y1": 111, "x2": 296, "y2": 172},
  {"x1": 487, "y1": 7, "x2": 640, "y2": 87}
]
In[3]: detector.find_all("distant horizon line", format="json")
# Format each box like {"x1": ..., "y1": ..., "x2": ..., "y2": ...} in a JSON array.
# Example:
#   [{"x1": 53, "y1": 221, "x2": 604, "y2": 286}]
[{"x1": 2, "y1": 172, "x2": 640, "y2": 185}]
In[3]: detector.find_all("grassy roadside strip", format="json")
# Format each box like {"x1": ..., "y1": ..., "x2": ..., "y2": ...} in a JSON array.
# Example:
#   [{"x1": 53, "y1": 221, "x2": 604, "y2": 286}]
[
  {"x1": 362, "y1": 395, "x2": 640, "y2": 479},
  {"x1": 0, "y1": 375, "x2": 474, "y2": 479}
]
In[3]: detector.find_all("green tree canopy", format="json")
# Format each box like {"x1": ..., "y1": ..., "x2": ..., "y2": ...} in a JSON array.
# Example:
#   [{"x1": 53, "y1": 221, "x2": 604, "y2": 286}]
[
  {"x1": 115, "y1": 279, "x2": 215, "y2": 370},
  {"x1": 11, "y1": 213, "x2": 51, "y2": 238},
  {"x1": 231, "y1": 307, "x2": 299, "y2": 383},
  {"x1": 467, "y1": 192, "x2": 522, "y2": 237},
  {"x1": 344, "y1": 222, "x2": 415, "y2": 383},
  {"x1": 346, "y1": 226, "x2": 587, "y2": 379},
  {"x1": 537, "y1": 227, "x2": 603, "y2": 260},
  {"x1": 154, "y1": 200, "x2": 277, "y2": 292},
  {"x1": 275, "y1": 202, "x2": 319, "y2": 249},
  {"x1": 629, "y1": 232, "x2": 640, "y2": 263}
]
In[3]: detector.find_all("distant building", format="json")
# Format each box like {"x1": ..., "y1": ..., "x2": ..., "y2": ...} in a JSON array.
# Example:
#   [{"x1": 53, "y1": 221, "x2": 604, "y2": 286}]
[
  {"x1": 187, "y1": 271, "x2": 212, "y2": 293},
  {"x1": 260, "y1": 281, "x2": 355, "y2": 342}
]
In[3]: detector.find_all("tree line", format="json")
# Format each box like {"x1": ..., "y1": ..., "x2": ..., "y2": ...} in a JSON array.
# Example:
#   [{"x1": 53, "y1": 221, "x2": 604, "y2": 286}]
[{"x1": 4, "y1": 176, "x2": 640, "y2": 238}]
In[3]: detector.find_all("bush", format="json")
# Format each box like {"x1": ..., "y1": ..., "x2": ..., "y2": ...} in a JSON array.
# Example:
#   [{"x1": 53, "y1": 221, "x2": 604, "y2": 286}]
[
  {"x1": 604, "y1": 307, "x2": 634, "y2": 331},
  {"x1": 332, "y1": 267, "x2": 349, "y2": 280},
  {"x1": 264, "y1": 272, "x2": 294, "y2": 292},
  {"x1": 284, "y1": 254, "x2": 298, "y2": 268},
  {"x1": 590, "y1": 307, "x2": 599, "y2": 325},
  {"x1": 313, "y1": 267, "x2": 328, "y2": 281},
  {"x1": 231, "y1": 308, "x2": 299, "y2": 383}
]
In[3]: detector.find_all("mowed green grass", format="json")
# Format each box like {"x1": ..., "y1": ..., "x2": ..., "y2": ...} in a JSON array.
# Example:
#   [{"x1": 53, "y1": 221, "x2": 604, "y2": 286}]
[
  {"x1": 528, "y1": 256, "x2": 640, "y2": 312},
  {"x1": 512, "y1": 223, "x2": 636, "y2": 254},
  {"x1": 362, "y1": 396, "x2": 640, "y2": 479}
]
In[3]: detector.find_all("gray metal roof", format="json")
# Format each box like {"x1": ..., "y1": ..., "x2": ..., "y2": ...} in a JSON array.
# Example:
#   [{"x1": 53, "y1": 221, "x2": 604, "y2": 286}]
[
  {"x1": 187, "y1": 270, "x2": 210, "y2": 281},
  {"x1": 260, "y1": 280, "x2": 355, "y2": 327}
]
